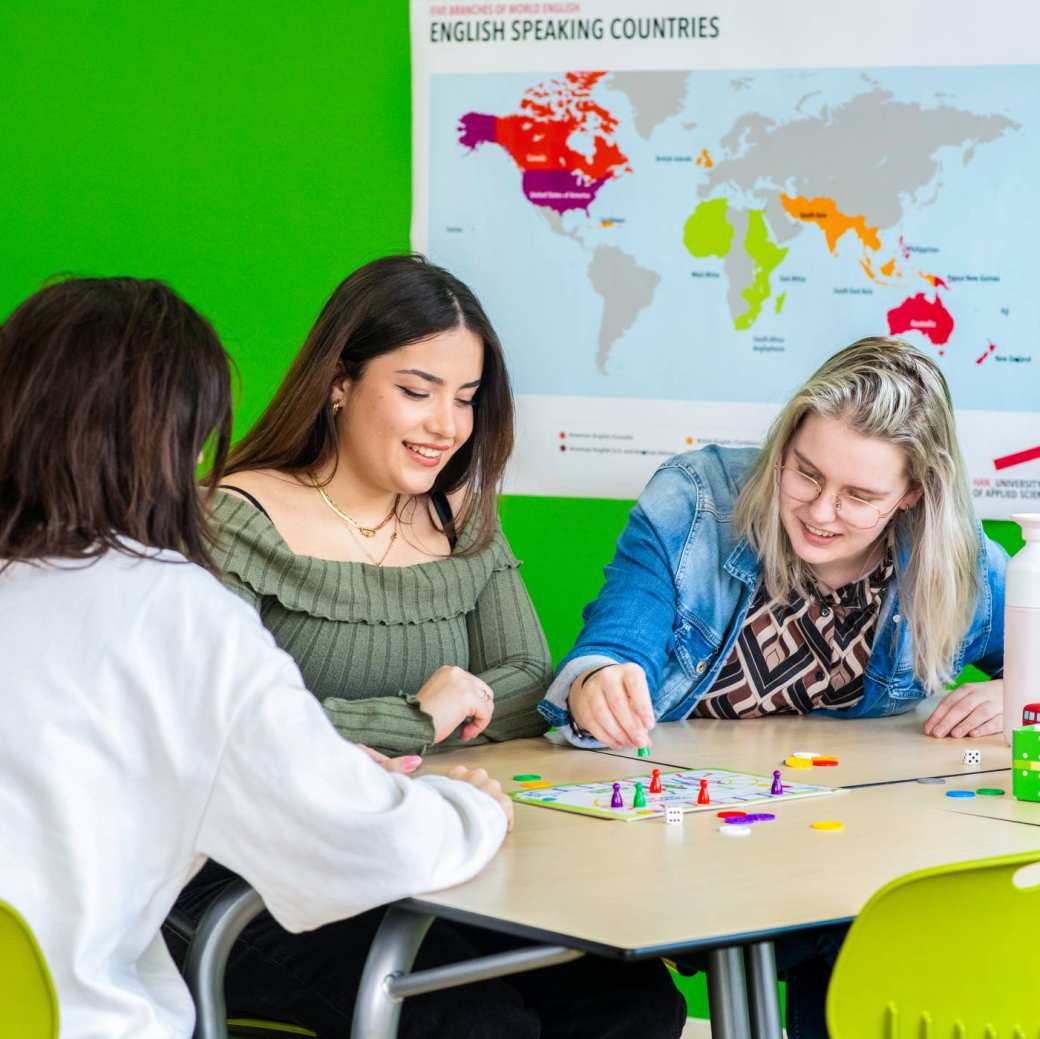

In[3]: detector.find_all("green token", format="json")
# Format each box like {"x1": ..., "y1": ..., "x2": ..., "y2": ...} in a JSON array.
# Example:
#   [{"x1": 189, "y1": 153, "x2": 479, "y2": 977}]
[
  {"x1": 637, "y1": 747, "x2": 650, "y2": 758},
  {"x1": 512, "y1": 773, "x2": 541, "y2": 782},
  {"x1": 976, "y1": 787, "x2": 1006, "y2": 796}
]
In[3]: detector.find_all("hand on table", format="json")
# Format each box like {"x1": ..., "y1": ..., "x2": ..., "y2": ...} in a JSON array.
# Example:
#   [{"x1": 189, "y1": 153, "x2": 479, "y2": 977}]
[
  {"x1": 923, "y1": 680, "x2": 1003, "y2": 738},
  {"x1": 416, "y1": 665, "x2": 495, "y2": 743},
  {"x1": 568, "y1": 662, "x2": 656, "y2": 751},
  {"x1": 447, "y1": 765, "x2": 514, "y2": 832},
  {"x1": 356, "y1": 744, "x2": 423, "y2": 774}
]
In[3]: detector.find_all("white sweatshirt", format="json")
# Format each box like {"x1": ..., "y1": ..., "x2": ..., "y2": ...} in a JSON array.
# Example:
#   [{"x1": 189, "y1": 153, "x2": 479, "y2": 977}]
[{"x1": 0, "y1": 545, "x2": 506, "y2": 1039}]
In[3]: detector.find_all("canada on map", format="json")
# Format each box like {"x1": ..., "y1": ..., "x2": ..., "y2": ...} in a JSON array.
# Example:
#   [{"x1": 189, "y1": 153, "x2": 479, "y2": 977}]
[
  {"x1": 429, "y1": 66, "x2": 1034, "y2": 413},
  {"x1": 459, "y1": 72, "x2": 630, "y2": 214}
]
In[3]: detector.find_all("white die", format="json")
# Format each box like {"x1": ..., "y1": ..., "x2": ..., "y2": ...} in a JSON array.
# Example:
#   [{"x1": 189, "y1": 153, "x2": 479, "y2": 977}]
[
  {"x1": 963, "y1": 749, "x2": 981, "y2": 765},
  {"x1": 665, "y1": 807, "x2": 684, "y2": 825}
]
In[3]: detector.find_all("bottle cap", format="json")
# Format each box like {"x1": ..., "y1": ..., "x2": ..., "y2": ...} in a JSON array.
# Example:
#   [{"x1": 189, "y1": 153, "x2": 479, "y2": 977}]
[{"x1": 1013, "y1": 514, "x2": 1040, "y2": 542}]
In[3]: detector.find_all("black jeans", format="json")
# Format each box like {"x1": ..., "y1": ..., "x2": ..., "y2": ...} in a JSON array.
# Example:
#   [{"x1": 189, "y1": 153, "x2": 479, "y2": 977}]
[{"x1": 166, "y1": 861, "x2": 688, "y2": 1039}]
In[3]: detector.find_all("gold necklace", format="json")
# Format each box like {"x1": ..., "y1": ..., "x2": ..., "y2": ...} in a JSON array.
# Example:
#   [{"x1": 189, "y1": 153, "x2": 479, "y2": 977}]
[
  {"x1": 347, "y1": 511, "x2": 398, "y2": 567},
  {"x1": 316, "y1": 486, "x2": 398, "y2": 538}
]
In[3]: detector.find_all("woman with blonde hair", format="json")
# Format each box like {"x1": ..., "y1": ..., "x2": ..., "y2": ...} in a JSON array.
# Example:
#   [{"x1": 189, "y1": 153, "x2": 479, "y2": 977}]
[
  {"x1": 540, "y1": 336, "x2": 1006, "y2": 1035},
  {"x1": 542, "y1": 336, "x2": 1005, "y2": 747}
]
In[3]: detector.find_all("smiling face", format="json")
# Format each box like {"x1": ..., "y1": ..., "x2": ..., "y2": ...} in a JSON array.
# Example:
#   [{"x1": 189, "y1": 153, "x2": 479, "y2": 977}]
[
  {"x1": 778, "y1": 413, "x2": 921, "y2": 587},
  {"x1": 332, "y1": 323, "x2": 484, "y2": 497}
]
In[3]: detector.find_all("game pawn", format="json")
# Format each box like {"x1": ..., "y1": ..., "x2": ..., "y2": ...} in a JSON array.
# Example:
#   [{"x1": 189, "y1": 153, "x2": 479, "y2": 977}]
[
  {"x1": 632, "y1": 782, "x2": 647, "y2": 808},
  {"x1": 770, "y1": 769, "x2": 784, "y2": 795},
  {"x1": 649, "y1": 768, "x2": 663, "y2": 794},
  {"x1": 697, "y1": 777, "x2": 710, "y2": 805},
  {"x1": 610, "y1": 782, "x2": 623, "y2": 808}
]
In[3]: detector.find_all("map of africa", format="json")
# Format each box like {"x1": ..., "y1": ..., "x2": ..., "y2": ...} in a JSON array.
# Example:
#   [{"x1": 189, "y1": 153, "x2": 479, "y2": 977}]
[{"x1": 427, "y1": 67, "x2": 1035, "y2": 414}]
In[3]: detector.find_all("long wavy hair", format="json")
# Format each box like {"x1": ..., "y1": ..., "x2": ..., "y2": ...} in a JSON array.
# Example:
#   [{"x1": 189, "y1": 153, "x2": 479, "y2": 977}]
[
  {"x1": 222, "y1": 255, "x2": 513, "y2": 554},
  {"x1": 0, "y1": 277, "x2": 232, "y2": 571},
  {"x1": 733, "y1": 336, "x2": 978, "y2": 694}
]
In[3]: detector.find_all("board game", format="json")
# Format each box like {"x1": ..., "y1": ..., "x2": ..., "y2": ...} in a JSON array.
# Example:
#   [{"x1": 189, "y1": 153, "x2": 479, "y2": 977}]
[{"x1": 511, "y1": 768, "x2": 837, "y2": 822}]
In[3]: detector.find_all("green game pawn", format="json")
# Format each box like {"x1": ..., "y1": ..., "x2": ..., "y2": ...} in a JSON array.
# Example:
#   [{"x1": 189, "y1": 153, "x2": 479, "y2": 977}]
[{"x1": 632, "y1": 782, "x2": 647, "y2": 808}]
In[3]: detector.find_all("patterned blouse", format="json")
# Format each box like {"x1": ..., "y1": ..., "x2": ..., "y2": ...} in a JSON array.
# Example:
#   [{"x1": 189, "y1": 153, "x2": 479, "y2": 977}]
[{"x1": 694, "y1": 556, "x2": 894, "y2": 719}]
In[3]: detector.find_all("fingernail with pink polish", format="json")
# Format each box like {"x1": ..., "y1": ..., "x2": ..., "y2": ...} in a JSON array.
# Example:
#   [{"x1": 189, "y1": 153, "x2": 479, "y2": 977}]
[{"x1": 402, "y1": 756, "x2": 422, "y2": 772}]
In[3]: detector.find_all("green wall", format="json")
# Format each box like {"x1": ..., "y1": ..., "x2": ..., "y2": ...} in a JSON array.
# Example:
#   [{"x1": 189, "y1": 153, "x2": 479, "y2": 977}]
[
  {"x1": 2, "y1": 0, "x2": 1020, "y2": 664},
  {"x1": 1, "y1": 0, "x2": 412, "y2": 429},
  {"x1": 3, "y1": 2, "x2": 1019, "y2": 1022}
]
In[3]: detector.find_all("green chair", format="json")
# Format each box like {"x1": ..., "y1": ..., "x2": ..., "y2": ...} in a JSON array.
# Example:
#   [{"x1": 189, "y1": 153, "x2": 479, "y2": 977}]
[
  {"x1": 827, "y1": 849, "x2": 1040, "y2": 1037},
  {"x1": 0, "y1": 900, "x2": 58, "y2": 1039}
]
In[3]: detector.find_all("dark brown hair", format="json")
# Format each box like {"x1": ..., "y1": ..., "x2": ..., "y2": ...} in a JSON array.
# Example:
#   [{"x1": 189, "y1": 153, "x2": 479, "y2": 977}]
[
  {"x1": 224, "y1": 254, "x2": 514, "y2": 553},
  {"x1": 0, "y1": 277, "x2": 232, "y2": 570}
]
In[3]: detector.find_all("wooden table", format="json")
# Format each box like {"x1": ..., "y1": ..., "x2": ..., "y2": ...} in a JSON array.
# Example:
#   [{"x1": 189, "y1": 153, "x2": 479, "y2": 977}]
[
  {"x1": 350, "y1": 732, "x2": 1037, "y2": 1039},
  {"x1": 415, "y1": 753, "x2": 1031, "y2": 952},
  {"x1": 598, "y1": 697, "x2": 1010, "y2": 787}
]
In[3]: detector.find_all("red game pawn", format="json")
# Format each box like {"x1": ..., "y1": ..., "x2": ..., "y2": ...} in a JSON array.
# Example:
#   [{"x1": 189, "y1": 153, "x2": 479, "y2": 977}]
[
  {"x1": 697, "y1": 778, "x2": 710, "y2": 805},
  {"x1": 649, "y1": 769, "x2": 663, "y2": 794}
]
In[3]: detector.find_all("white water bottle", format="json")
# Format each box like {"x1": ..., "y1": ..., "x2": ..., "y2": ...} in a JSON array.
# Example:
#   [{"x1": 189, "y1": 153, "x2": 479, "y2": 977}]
[{"x1": 1003, "y1": 514, "x2": 1040, "y2": 744}]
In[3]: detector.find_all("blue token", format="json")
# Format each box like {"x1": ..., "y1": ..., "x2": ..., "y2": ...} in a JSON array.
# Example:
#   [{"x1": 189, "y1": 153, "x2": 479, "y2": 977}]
[{"x1": 945, "y1": 790, "x2": 976, "y2": 798}]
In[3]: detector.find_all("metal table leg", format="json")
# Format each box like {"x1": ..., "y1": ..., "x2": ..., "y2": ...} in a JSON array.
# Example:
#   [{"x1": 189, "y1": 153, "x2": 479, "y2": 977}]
[
  {"x1": 185, "y1": 880, "x2": 265, "y2": 1039},
  {"x1": 706, "y1": 945, "x2": 751, "y2": 1039},
  {"x1": 350, "y1": 906, "x2": 585, "y2": 1039},
  {"x1": 744, "y1": 941, "x2": 782, "y2": 1039},
  {"x1": 351, "y1": 907, "x2": 435, "y2": 1039}
]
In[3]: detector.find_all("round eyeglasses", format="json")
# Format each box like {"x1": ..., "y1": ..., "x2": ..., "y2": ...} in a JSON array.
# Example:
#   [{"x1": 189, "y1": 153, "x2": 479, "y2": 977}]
[{"x1": 775, "y1": 465, "x2": 902, "y2": 530}]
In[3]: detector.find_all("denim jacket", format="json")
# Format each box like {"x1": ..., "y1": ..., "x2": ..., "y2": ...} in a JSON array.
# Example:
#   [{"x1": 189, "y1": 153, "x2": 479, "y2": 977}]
[{"x1": 539, "y1": 446, "x2": 1006, "y2": 741}]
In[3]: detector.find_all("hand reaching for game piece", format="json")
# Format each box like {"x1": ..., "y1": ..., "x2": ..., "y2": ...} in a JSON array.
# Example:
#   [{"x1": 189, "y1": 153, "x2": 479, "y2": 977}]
[
  {"x1": 923, "y1": 679, "x2": 1003, "y2": 738},
  {"x1": 569, "y1": 662, "x2": 656, "y2": 750},
  {"x1": 416, "y1": 665, "x2": 495, "y2": 743},
  {"x1": 447, "y1": 765, "x2": 514, "y2": 831}
]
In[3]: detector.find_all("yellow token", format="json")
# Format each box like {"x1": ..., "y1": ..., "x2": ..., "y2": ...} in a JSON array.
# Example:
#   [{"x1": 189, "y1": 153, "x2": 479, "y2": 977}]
[
  {"x1": 785, "y1": 756, "x2": 813, "y2": 768},
  {"x1": 811, "y1": 820, "x2": 845, "y2": 831},
  {"x1": 519, "y1": 780, "x2": 554, "y2": 789}
]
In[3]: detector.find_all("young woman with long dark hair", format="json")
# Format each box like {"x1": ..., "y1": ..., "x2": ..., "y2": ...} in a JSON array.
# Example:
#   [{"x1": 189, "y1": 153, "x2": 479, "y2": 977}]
[
  {"x1": 0, "y1": 276, "x2": 511, "y2": 1039},
  {"x1": 170, "y1": 255, "x2": 687, "y2": 1039}
]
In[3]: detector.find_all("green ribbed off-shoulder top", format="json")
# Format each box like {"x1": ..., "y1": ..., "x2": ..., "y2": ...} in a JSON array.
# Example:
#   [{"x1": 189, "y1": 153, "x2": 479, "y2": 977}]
[{"x1": 209, "y1": 491, "x2": 552, "y2": 756}]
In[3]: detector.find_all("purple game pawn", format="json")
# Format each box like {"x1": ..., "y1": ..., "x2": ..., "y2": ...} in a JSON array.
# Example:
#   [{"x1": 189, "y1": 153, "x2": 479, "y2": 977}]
[
  {"x1": 610, "y1": 782, "x2": 623, "y2": 808},
  {"x1": 770, "y1": 769, "x2": 784, "y2": 796}
]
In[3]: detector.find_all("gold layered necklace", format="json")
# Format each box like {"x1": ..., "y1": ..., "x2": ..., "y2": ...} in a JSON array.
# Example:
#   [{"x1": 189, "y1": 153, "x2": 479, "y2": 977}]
[
  {"x1": 316, "y1": 486, "x2": 398, "y2": 537},
  {"x1": 315, "y1": 484, "x2": 400, "y2": 566}
]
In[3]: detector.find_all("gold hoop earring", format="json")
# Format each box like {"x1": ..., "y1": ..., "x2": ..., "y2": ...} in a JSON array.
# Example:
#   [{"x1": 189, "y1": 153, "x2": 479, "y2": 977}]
[{"x1": 332, "y1": 401, "x2": 343, "y2": 416}]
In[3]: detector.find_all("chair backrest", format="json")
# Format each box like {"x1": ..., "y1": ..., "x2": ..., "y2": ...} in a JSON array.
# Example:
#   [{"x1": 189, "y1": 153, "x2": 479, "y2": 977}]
[
  {"x1": 0, "y1": 900, "x2": 58, "y2": 1039},
  {"x1": 827, "y1": 849, "x2": 1040, "y2": 1037}
]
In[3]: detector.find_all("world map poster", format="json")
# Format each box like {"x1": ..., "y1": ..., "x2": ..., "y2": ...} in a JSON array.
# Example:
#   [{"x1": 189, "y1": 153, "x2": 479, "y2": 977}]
[{"x1": 411, "y1": 1, "x2": 1039, "y2": 516}]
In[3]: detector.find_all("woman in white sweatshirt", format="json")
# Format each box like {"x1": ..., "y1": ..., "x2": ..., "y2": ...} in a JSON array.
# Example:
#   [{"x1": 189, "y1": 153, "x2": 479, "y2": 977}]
[{"x1": 0, "y1": 276, "x2": 512, "y2": 1039}]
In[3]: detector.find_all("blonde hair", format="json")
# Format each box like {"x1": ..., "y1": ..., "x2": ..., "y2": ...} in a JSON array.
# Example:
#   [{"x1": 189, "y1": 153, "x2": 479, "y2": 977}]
[{"x1": 733, "y1": 336, "x2": 978, "y2": 694}]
